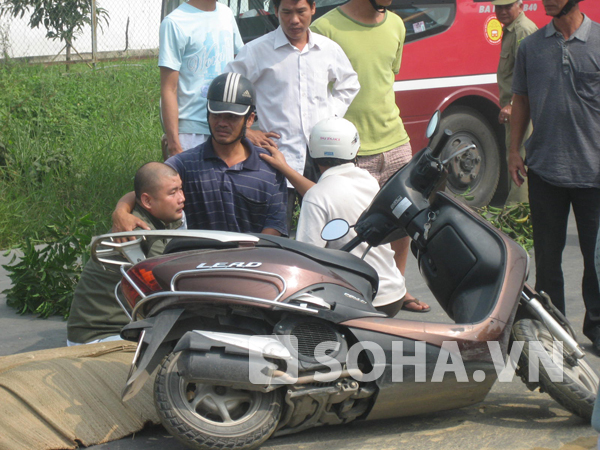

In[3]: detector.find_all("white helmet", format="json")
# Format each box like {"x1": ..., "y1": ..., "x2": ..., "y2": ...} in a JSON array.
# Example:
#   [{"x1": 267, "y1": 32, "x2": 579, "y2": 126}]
[{"x1": 309, "y1": 117, "x2": 360, "y2": 160}]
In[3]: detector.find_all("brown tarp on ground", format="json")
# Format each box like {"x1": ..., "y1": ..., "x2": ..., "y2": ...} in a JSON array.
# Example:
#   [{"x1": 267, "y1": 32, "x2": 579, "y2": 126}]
[{"x1": 0, "y1": 342, "x2": 160, "y2": 450}]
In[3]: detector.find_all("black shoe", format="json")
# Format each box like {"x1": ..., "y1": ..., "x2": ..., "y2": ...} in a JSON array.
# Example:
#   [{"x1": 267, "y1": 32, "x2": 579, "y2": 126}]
[
  {"x1": 590, "y1": 328, "x2": 600, "y2": 355},
  {"x1": 592, "y1": 336, "x2": 600, "y2": 355}
]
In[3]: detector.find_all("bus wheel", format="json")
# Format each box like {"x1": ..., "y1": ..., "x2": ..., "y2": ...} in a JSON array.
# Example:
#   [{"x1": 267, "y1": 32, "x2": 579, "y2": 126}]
[{"x1": 438, "y1": 106, "x2": 500, "y2": 207}]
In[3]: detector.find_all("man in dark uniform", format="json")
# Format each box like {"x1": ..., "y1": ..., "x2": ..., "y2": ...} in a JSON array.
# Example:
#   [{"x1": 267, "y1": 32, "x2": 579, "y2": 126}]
[
  {"x1": 67, "y1": 162, "x2": 185, "y2": 345},
  {"x1": 494, "y1": 0, "x2": 537, "y2": 204}
]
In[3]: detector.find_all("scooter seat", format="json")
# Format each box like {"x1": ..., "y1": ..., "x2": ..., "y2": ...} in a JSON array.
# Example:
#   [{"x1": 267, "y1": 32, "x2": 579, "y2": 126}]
[
  {"x1": 252, "y1": 234, "x2": 379, "y2": 292},
  {"x1": 164, "y1": 237, "x2": 239, "y2": 254}
]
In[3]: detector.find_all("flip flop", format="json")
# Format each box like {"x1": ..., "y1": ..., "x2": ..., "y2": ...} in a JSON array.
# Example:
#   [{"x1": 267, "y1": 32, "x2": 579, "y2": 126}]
[{"x1": 401, "y1": 298, "x2": 431, "y2": 313}]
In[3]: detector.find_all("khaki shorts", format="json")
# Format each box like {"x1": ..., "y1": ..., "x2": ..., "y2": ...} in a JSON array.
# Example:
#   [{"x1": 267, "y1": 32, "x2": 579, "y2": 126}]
[{"x1": 357, "y1": 142, "x2": 412, "y2": 187}]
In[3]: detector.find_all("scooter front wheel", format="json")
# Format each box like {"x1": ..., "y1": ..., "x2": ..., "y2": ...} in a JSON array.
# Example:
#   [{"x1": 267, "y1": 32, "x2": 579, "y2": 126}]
[
  {"x1": 512, "y1": 318, "x2": 599, "y2": 421},
  {"x1": 154, "y1": 352, "x2": 282, "y2": 450}
]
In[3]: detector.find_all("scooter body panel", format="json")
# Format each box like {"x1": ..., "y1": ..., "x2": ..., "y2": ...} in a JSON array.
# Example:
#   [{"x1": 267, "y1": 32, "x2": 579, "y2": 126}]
[{"x1": 344, "y1": 327, "x2": 499, "y2": 420}]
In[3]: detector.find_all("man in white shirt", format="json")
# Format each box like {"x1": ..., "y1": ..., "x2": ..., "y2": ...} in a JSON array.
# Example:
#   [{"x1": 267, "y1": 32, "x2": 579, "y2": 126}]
[
  {"x1": 225, "y1": 0, "x2": 359, "y2": 225},
  {"x1": 160, "y1": 0, "x2": 244, "y2": 158},
  {"x1": 261, "y1": 118, "x2": 430, "y2": 316}
]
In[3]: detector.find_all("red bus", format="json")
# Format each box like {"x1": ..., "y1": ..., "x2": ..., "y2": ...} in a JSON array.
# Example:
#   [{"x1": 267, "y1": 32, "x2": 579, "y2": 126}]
[
  {"x1": 162, "y1": 0, "x2": 599, "y2": 205},
  {"x1": 393, "y1": 0, "x2": 599, "y2": 206}
]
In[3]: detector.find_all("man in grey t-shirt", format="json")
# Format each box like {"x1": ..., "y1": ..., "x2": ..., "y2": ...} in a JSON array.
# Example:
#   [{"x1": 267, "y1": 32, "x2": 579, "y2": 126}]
[{"x1": 509, "y1": 0, "x2": 600, "y2": 351}]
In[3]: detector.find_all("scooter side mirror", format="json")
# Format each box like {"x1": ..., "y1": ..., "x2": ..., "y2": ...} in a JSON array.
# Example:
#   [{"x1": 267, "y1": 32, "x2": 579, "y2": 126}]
[
  {"x1": 321, "y1": 219, "x2": 351, "y2": 241},
  {"x1": 426, "y1": 110, "x2": 440, "y2": 140}
]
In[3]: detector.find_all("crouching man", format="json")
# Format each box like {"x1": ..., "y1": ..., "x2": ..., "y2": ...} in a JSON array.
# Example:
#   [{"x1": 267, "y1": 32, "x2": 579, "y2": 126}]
[
  {"x1": 67, "y1": 162, "x2": 185, "y2": 346},
  {"x1": 112, "y1": 73, "x2": 288, "y2": 237},
  {"x1": 262, "y1": 117, "x2": 427, "y2": 316}
]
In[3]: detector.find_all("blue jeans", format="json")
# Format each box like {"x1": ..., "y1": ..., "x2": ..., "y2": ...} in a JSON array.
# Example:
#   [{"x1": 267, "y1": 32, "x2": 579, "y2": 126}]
[{"x1": 528, "y1": 170, "x2": 600, "y2": 340}]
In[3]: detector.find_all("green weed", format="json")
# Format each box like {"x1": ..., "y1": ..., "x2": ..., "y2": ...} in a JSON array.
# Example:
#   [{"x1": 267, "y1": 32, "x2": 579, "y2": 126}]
[{"x1": 0, "y1": 59, "x2": 162, "y2": 248}]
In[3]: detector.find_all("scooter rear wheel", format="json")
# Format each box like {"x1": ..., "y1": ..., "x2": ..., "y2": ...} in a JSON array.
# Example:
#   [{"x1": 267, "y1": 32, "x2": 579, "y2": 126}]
[
  {"x1": 154, "y1": 352, "x2": 282, "y2": 450},
  {"x1": 512, "y1": 318, "x2": 599, "y2": 421}
]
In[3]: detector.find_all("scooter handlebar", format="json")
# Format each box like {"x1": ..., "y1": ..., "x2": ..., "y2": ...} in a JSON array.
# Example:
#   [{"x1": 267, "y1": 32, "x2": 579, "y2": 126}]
[{"x1": 341, "y1": 235, "x2": 364, "y2": 252}]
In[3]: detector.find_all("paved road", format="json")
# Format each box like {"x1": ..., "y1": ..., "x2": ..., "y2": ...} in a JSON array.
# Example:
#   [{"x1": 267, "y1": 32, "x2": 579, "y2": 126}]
[{"x1": 1, "y1": 211, "x2": 598, "y2": 450}]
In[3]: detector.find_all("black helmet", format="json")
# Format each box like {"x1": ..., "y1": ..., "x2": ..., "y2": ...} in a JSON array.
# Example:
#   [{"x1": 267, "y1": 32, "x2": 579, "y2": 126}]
[{"x1": 207, "y1": 72, "x2": 255, "y2": 116}]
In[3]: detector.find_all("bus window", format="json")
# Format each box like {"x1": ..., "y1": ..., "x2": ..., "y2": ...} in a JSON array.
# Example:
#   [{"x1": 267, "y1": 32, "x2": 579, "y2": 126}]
[
  {"x1": 228, "y1": 0, "x2": 279, "y2": 43},
  {"x1": 390, "y1": 2, "x2": 456, "y2": 43},
  {"x1": 162, "y1": 0, "x2": 455, "y2": 44},
  {"x1": 161, "y1": 0, "x2": 279, "y2": 42}
]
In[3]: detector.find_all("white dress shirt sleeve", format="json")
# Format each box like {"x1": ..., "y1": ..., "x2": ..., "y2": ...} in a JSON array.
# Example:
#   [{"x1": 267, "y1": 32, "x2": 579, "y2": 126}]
[{"x1": 328, "y1": 44, "x2": 360, "y2": 118}]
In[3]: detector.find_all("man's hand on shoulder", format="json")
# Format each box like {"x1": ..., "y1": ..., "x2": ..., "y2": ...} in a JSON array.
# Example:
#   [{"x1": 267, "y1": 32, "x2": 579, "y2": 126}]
[
  {"x1": 111, "y1": 209, "x2": 151, "y2": 242},
  {"x1": 246, "y1": 128, "x2": 280, "y2": 149},
  {"x1": 112, "y1": 210, "x2": 150, "y2": 233},
  {"x1": 260, "y1": 142, "x2": 315, "y2": 197},
  {"x1": 112, "y1": 192, "x2": 151, "y2": 242},
  {"x1": 259, "y1": 142, "x2": 289, "y2": 173}
]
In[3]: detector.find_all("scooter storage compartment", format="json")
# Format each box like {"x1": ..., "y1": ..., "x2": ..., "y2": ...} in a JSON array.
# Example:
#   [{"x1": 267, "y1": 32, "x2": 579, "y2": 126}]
[
  {"x1": 420, "y1": 224, "x2": 477, "y2": 313},
  {"x1": 418, "y1": 194, "x2": 505, "y2": 324}
]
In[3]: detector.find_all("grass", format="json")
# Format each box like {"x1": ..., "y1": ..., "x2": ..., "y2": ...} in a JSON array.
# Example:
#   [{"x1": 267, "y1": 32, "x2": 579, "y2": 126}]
[{"x1": 0, "y1": 59, "x2": 163, "y2": 248}]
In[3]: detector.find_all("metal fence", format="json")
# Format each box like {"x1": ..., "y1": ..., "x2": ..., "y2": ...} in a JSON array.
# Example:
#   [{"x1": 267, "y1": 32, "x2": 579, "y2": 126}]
[
  {"x1": 0, "y1": 0, "x2": 164, "y2": 64},
  {"x1": 0, "y1": 0, "x2": 264, "y2": 65}
]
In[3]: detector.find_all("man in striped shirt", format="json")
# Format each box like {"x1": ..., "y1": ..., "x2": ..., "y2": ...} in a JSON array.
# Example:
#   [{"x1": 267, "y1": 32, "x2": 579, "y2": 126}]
[{"x1": 112, "y1": 73, "x2": 287, "y2": 236}]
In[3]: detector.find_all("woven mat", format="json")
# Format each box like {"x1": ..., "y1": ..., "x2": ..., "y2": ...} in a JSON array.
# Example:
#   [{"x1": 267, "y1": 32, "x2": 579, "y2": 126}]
[{"x1": 0, "y1": 342, "x2": 160, "y2": 450}]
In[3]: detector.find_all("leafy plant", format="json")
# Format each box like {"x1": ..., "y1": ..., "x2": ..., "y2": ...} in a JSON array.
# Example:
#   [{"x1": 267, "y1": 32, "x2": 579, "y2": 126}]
[
  {"x1": 291, "y1": 196, "x2": 300, "y2": 233},
  {"x1": 475, "y1": 203, "x2": 533, "y2": 251},
  {"x1": 0, "y1": 0, "x2": 109, "y2": 66},
  {"x1": 2, "y1": 208, "x2": 96, "y2": 319}
]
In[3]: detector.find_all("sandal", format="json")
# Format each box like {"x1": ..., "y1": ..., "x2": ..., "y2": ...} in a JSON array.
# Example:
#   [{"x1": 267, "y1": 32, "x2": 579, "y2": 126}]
[{"x1": 401, "y1": 298, "x2": 431, "y2": 313}]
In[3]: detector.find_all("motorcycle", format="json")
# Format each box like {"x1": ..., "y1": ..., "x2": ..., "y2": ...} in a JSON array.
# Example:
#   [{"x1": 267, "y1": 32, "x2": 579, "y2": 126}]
[{"x1": 92, "y1": 112, "x2": 598, "y2": 450}]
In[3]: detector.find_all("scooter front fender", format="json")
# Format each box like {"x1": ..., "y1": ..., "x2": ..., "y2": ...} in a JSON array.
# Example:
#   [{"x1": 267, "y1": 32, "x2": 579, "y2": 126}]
[{"x1": 121, "y1": 308, "x2": 184, "y2": 401}]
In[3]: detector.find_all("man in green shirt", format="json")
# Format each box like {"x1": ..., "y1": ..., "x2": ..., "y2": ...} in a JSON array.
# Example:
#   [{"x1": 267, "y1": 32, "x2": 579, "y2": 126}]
[
  {"x1": 67, "y1": 162, "x2": 185, "y2": 345},
  {"x1": 494, "y1": 0, "x2": 537, "y2": 204},
  {"x1": 311, "y1": 0, "x2": 430, "y2": 312}
]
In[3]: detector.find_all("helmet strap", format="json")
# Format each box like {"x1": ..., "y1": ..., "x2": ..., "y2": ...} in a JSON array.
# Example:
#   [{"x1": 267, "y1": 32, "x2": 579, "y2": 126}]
[
  {"x1": 368, "y1": 0, "x2": 386, "y2": 13},
  {"x1": 553, "y1": 0, "x2": 579, "y2": 17},
  {"x1": 238, "y1": 122, "x2": 247, "y2": 142}
]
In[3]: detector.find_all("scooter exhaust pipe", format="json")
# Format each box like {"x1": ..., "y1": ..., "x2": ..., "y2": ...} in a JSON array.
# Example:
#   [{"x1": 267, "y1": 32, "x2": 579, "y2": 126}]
[
  {"x1": 173, "y1": 330, "x2": 367, "y2": 391},
  {"x1": 173, "y1": 330, "x2": 295, "y2": 392},
  {"x1": 176, "y1": 350, "x2": 280, "y2": 391},
  {"x1": 176, "y1": 350, "x2": 366, "y2": 392}
]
